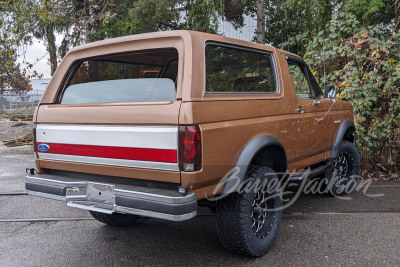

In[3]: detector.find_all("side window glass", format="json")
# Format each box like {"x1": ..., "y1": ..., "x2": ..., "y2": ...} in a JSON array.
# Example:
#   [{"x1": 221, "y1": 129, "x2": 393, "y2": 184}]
[
  {"x1": 205, "y1": 44, "x2": 277, "y2": 93},
  {"x1": 288, "y1": 62, "x2": 312, "y2": 99}
]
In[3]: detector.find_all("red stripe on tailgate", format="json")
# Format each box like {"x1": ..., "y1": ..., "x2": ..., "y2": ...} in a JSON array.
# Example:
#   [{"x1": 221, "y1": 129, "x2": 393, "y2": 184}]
[{"x1": 37, "y1": 143, "x2": 178, "y2": 163}]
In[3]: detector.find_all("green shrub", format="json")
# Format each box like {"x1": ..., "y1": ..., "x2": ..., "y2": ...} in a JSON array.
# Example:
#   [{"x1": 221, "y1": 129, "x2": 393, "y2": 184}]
[{"x1": 304, "y1": 11, "x2": 400, "y2": 173}]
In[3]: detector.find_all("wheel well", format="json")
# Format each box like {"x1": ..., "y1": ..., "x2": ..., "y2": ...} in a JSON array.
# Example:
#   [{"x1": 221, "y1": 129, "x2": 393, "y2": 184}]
[
  {"x1": 250, "y1": 145, "x2": 287, "y2": 174},
  {"x1": 343, "y1": 126, "x2": 356, "y2": 143}
]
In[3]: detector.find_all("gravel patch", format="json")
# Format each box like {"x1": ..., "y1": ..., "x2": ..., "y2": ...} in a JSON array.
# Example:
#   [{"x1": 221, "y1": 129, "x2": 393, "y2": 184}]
[
  {"x1": 0, "y1": 121, "x2": 33, "y2": 142},
  {"x1": 0, "y1": 121, "x2": 33, "y2": 154},
  {"x1": 0, "y1": 143, "x2": 33, "y2": 155}
]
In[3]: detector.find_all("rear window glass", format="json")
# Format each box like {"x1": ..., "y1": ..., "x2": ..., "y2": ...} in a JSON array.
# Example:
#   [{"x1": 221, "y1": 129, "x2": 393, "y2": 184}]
[
  {"x1": 205, "y1": 44, "x2": 277, "y2": 93},
  {"x1": 60, "y1": 49, "x2": 178, "y2": 104}
]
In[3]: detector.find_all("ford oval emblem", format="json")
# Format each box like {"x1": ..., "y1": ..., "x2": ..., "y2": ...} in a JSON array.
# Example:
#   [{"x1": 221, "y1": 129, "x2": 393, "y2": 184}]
[{"x1": 38, "y1": 144, "x2": 50, "y2": 152}]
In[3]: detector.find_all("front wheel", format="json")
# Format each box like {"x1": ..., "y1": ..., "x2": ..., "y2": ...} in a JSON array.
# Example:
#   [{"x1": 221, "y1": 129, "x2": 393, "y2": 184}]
[
  {"x1": 324, "y1": 140, "x2": 361, "y2": 196},
  {"x1": 216, "y1": 166, "x2": 282, "y2": 257}
]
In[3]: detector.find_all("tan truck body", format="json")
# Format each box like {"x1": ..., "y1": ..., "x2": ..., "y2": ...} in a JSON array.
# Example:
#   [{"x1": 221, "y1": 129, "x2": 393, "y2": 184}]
[
  {"x1": 26, "y1": 30, "x2": 359, "y2": 256},
  {"x1": 32, "y1": 30, "x2": 353, "y2": 200}
]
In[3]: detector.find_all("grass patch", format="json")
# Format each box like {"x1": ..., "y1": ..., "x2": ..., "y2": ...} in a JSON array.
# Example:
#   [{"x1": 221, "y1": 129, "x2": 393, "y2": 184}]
[
  {"x1": 2, "y1": 132, "x2": 33, "y2": 147},
  {"x1": 0, "y1": 113, "x2": 11, "y2": 120}
]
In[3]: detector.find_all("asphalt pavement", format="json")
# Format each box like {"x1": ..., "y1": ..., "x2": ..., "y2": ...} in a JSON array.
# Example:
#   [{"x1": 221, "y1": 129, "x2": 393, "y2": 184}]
[{"x1": 1, "y1": 145, "x2": 399, "y2": 266}]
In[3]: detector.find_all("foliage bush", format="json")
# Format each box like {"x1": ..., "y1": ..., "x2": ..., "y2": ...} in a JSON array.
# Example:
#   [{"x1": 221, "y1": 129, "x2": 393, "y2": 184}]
[{"x1": 303, "y1": 11, "x2": 399, "y2": 173}]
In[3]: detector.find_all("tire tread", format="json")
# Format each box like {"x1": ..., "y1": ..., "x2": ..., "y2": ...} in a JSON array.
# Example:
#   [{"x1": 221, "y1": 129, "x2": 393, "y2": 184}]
[{"x1": 216, "y1": 166, "x2": 281, "y2": 256}]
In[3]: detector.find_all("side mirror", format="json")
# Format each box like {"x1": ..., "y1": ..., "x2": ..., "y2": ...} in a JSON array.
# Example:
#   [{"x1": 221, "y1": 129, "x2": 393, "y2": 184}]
[{"x1": 324, "y1": 86, "x2": 336, "y2": 98}]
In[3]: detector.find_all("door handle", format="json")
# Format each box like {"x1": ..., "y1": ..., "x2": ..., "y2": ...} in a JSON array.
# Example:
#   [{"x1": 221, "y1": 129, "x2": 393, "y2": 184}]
[{"x1": 296, "y1": 107, "x2": 306, "y2": 114}]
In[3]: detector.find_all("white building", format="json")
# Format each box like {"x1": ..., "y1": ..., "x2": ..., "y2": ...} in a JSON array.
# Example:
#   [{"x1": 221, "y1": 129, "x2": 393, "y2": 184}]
[
  {"x1": 28, "y1": 78, "x2": 51, "y2": 96},
  {"x1": 217, "y1": 15, "x2": 257, "y2": 42},
  {"x1": 178, "y1": 8, "x2": 257, "y2": 42}
]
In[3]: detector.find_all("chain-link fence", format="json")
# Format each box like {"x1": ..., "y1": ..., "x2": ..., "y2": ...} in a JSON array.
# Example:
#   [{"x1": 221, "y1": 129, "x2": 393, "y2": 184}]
[{"x1": 0, "y1": 91, "x2": 42, "y2": 120}]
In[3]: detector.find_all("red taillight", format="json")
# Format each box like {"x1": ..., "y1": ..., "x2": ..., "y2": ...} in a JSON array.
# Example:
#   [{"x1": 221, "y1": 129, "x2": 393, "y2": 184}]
[{"x1": 179, "y1": 125, "x2": 201, "y2": 172}]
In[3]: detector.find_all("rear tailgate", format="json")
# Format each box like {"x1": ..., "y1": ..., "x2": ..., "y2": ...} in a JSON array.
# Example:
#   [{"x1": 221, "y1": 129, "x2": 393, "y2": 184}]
[
  {"x1": 35, "y1": 102, "x2": 182, "y2": 183},
  {"x1": 34, "y1": 43, "x2": 184, "y2": 184}
]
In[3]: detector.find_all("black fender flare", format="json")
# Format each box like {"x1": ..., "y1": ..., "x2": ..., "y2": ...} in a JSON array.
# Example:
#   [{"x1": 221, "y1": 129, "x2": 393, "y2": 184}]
[
  {"x1": 222, "y1": 135, "x2": 287, "y2": 194},
  {"x1": 330, "y1": 120, "x2": 356, "y2": 159}
]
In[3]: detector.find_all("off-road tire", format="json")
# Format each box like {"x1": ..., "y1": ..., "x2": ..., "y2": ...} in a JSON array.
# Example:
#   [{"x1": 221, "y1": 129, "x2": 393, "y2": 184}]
[
  {"x1": 216, "y1": 166, "x2": 282, "y2": 257},
  {"x1": 324, "y1": 140, "x2": 361, "y2": 196},
  {"x1": 89, "y1": 211, "x2": 140, "y2": 227}
]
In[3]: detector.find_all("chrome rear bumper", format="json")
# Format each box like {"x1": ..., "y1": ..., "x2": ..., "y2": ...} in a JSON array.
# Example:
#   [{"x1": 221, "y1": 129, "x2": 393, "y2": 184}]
[{"x1": 26, "y1": 174, "x2": 197, "y2": 221}]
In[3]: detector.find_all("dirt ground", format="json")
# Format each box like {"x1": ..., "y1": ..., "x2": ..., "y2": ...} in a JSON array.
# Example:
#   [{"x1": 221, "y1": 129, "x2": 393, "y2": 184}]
[
  {"x1": 0, "y1": 120, "x2": 33, "y2": 154},
  {"x1": 0, "y1": 120, "x2": 32, "y2": 142}
]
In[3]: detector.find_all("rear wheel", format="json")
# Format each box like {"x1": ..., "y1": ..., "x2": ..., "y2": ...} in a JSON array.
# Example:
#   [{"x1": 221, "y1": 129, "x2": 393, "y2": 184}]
[
  {"x1": 89, "y1": 211, "x2": 140, "y2": 227},
  {"x1": 216, "y1": 166, "x2": 282, "y2": 257},
  {"x1": 324, "y1": 141, "x2": 360, "y2": 196}
]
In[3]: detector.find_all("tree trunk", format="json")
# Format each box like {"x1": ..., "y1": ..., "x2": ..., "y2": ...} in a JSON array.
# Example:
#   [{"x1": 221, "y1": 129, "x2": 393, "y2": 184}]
[
  {"x1": 256, "y1": 0, "x2": 265, "y2": 44},
  {"x1": 46, "y1": 24, "x2": 57, "y2": 75}
]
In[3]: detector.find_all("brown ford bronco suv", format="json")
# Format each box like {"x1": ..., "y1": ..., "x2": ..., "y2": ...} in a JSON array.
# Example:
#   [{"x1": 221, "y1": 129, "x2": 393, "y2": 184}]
[{"x1": 26, "y1": 30, "x2": 360, "y2": 256}]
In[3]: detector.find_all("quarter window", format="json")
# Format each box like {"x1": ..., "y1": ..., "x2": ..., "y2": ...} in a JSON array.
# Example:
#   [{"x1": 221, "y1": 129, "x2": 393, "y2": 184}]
[{"x1": 205, "y1": 44, "x2": 277, "y2": 93}]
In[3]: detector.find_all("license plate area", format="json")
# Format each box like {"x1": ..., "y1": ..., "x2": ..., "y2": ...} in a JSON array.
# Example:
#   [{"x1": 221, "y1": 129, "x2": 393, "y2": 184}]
[{"x1": 87, "y1": 183, "x2": 115, "y2": 206}]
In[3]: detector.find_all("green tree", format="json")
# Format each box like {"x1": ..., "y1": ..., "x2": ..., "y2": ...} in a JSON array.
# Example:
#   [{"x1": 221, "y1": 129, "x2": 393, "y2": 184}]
[
  {"x1": 0, "y1": 1, "x2": 31, "y2": 91},
  {"x1": 263, "y1": 0, "x2": 333, "y2": 55},
  {"x1": 186, "y1": 0, "x2": 224, "y2": 33},
  {"x1": 344, "y1": 0, "x2": 397, "y2": 27},
  {"x1": 32, "y1": 0, "x2": 74, "y2": 75},
  {"x1": 261, "y1": 0, "x2": 397, "y2": 55},
  {"x1": 0, "y1": 47, "x2": 29, "y2": 93},
  {"x1": 128, "y1": 0, "x2": 182, "y2": 34},
  {"x1": 1, "y1": 0, "x2": 140, "y2": 76},
  {"x1": 1, "y1": 0, "x2": 74, "y2": 75}
]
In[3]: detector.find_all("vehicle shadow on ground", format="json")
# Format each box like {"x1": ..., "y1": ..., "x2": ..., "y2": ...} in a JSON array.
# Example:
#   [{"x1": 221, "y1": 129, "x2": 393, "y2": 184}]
[
  {"x1": 82, "y1": 191, "x2": 342, "y2": 264},
  {"x1": 87, "y1": 184, "x2": 398, "y2": 264},
  {"x1": 92, "y1": 216, "x2": 253, "y2": 264}
]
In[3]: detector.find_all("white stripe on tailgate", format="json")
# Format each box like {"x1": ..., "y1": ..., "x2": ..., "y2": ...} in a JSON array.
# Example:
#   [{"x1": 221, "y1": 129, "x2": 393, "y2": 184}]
[
  {"x1": 38, "y1": 153, "x2": 179, "y2": 171},
  {"x1": 36, "y1": 124, "x2": 178, "y2": 149}
]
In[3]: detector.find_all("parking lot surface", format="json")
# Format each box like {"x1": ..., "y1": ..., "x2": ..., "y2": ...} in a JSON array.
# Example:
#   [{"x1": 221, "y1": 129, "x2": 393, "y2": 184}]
[{"x1": 1, "y1": 146, "x2": 399, "y2": 266}]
